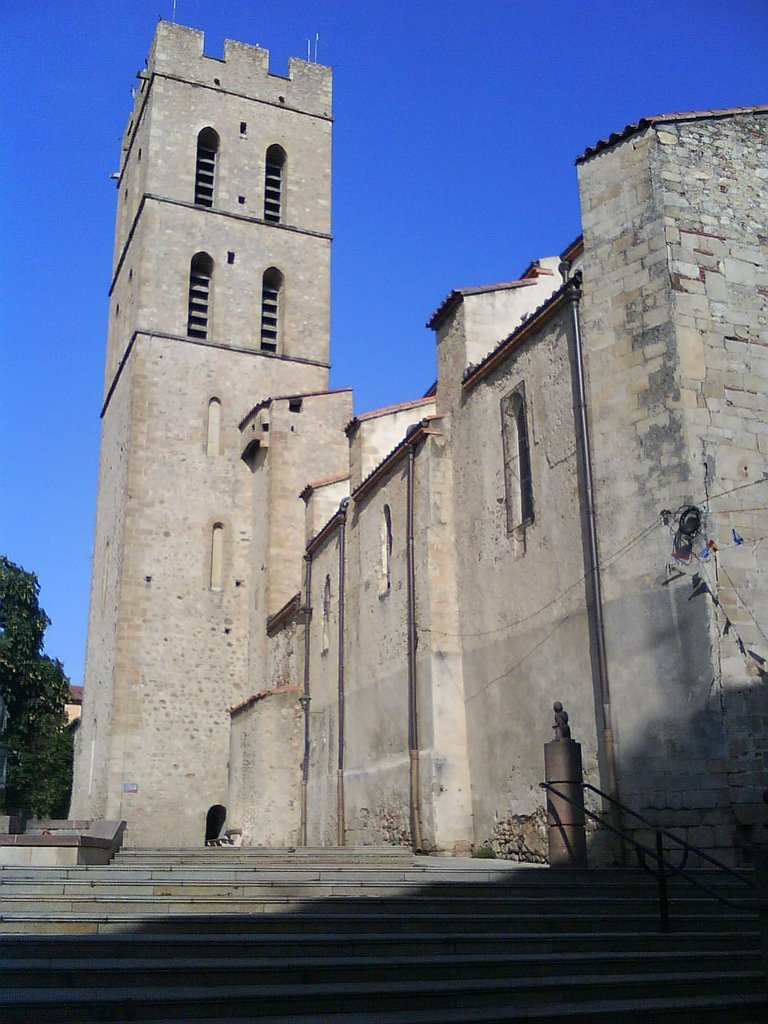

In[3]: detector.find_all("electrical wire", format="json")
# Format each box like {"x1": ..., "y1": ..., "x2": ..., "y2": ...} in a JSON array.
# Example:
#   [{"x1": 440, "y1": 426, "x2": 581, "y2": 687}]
[
  {"x1": 716, "y1": 563, "x2": 768, "y2": 650},
  {"x1": 415, "y1": 517, "x2": 661, "y2": 639}
]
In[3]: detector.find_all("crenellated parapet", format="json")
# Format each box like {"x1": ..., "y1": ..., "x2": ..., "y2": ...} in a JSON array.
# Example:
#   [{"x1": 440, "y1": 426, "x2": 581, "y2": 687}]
[{"x1": 147, "y1": 21, "x2": 332, "y2": 118}]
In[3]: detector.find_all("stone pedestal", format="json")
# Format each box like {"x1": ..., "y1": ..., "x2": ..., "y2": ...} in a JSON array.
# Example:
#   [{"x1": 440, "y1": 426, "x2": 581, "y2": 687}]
[{"x1": 544, "y1": 739, "x2": 587, "y2": 868}]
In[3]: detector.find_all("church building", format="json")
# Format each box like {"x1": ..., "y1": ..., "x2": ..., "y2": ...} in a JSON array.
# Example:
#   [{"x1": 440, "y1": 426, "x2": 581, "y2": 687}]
[{"x1": 71, "y1": 21, "x2": 768, "y2": 865}]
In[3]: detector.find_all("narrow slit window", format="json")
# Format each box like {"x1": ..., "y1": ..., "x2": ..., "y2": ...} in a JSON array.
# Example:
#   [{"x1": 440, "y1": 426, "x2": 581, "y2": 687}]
[
  {"x1": 381, "y1": 504, "x2": 393, "y2": 593},
  {"x1": 322, "y1": 575, "x2": 331, "y2": 653},
  {"x1": 210, "y1": 523, "x2": 224, "y2": 591},
  {"x1": 187, "y1": 252, "x2": 213, "y2": 340},
  {"x1": 194, "y1": 128, "x2": 219, "y2": 208},
  {"x1": 260, "y1": 267, "x2": 283, "y2": 353},
  {"x1": 264, "y1": 144, "x2": 286, "y2": 223},
  {"x1": 206, "y1": 398, "x2": 221, "y2": 457},
  {"x1": 501, "y1": 387, "x2": 534, "y2": 532}
]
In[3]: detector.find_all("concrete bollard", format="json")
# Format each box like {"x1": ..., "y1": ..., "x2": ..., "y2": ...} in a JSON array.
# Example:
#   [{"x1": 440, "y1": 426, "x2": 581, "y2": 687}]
[{"x1": 544, "y1": 705, "x2": 587, "y2": 868}]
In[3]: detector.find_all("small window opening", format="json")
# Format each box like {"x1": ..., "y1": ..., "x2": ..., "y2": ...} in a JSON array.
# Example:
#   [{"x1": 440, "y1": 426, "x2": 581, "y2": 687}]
[
  {"x1": 187, "y1": 252, "x2": 213, "y2": 340},
  {"x1": 501, "y1": 387, "x2": 534, "y2": 532},
  {"x1": 288, "y1": 398, "x2": 303, "y2": 413},
  {"x1": 264, "y1": 144, "x2": 286, "y2": 223},
  {"x1": 381, "y1": 504, "x2": 393, "y2": 593},
  {"x1": 260, "y1": 267, "x2": 283, "y2": 352},
  {"x1": 206, "y1": 398, "x2": 221, "y2": 457},
  {"x1": 322, "y1": 575, "x2": 331, "y2": 653},
  {"x1": 240, "y1": 121, "x2": 247, "y2": 134},
  {"x1": 213, "y1": 78, "x2": 221, "y2": 86},
  {"x1": 101, "y1": 540, "x2": 110, "y2": 607},
  {"x1": 210, "y1": 523, "x2": 224, "y2": 591},
  {"x1": 238, "y1": 195, "x2": 245, "y2": 205},
  {"x1": 138, "y1": 148, "x2": 142, "y2": 161},
  {"x1": 128, "y1": 268, "x2": 133, "y2": 281},
  {"x1": 194, "y1": 127, "x2": 219, "y2": 208},
  {"x1": 227, "y1": 251, "x2": 235, "y2": 264},
  {"x1": 261, "y1": 421, "x2": 270, "y2": 432}
]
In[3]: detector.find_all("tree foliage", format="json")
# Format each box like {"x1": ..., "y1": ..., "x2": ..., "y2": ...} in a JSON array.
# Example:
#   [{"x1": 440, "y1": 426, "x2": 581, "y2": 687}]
[{"x1": 0, "y1": 555, "x2": 73, "y2": 817}]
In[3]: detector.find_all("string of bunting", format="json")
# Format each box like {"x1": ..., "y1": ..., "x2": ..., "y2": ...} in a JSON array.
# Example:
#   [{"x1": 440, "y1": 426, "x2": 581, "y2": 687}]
[{"x1": 660, "y1": 473, "x2": 768, "y2": 672}]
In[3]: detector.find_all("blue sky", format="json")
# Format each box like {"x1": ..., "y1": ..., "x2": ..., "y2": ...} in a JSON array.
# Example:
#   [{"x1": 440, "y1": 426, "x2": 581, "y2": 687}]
[{"x1": 2, "y1": 0, "x2": 766, "y2": 685}]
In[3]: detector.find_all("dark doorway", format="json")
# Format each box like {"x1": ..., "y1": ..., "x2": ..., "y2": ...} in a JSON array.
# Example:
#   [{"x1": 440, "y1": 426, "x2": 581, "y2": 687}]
[{"x1": 205, "y1": 804, "x2": 226, "y2": 845}]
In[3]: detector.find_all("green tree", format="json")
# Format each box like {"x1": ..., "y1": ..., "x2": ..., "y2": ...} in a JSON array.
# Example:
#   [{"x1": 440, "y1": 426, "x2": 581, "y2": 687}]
[{"x1": 0, "y1": 556, "x2": 73, "y2": 817}]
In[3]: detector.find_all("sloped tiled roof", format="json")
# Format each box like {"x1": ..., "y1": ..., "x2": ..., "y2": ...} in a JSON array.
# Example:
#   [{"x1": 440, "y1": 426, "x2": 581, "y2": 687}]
[{"x1": 577, "y1": 106, "x2": 768, "y2": 164}]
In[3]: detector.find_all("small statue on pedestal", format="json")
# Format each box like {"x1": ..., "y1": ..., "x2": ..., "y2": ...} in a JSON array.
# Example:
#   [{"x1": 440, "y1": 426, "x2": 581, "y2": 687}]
[{"x1": 552, "y1": 701, "x2": 571, "y2": 741}]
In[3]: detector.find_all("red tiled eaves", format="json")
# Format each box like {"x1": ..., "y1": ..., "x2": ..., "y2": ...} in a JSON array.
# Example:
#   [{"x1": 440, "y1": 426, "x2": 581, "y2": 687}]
[
  {"x1": 560, "y1": 235, "x2": 584, "y2": 264},
  {"x1": 462, "y1": 280, "x2": 572, "y2": 391},
  {"x1": 266, "y1": 592, "x2": 303, "y2": 637},
  {"x1": 229, "y1": 685, "x2": 301, "y2": 717},
  {"x1": 351, "y1": 417, "x2": 442, "y2": 503},
  {"x1": 427, "y1": 279, "x2": 537, "y2": 331},
  {"x1": 577, "y1": 106, "x2": 768, "y2": 164},
  {"x1": 299, "y1": 472, "x2": 351, "y2": 501},
  {"x1": 238, "y1": 387, "x2": 352, "y2": 430},
  {"x1": 306, "y1": 500, "x2": 349, "y2": 557},
  {"x1": 344, "y1": 396, "x2": 435, "y2": 437}
]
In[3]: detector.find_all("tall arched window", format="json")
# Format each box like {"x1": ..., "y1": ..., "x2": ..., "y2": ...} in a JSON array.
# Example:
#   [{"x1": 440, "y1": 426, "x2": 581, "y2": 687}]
[
  {"x1": 260, "y1": 267, "x2": 283, "y2": 352},
  {"x1": 188, "y1": 252, "x2": 213, "y2": 339},
  {"x1": 210, "y1": 523, "x2": 224, "y2": 591},
  {"x1": 381, "y1": 504, "x2": 393, "y2": 593},
  {"x1": 264, "y1": 145, "x2": 286, "y2": 223},
  {"x1": 194, "y1": 128, "x2": 219, "y2": 207},
  {"x1": 322, "y1": 575, "x2": 332, "y2": 653},
  {"x1": 501, "y1": 387, "x2": 534, "y2": 532},
  {"x1": 206, "y1": 398, "x2": 221, "y2": 457}
]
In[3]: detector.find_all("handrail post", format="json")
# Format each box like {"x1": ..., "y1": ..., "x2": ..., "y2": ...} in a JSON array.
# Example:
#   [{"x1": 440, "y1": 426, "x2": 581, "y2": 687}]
[
  {"x1": 656, "y1": 831, "x2": 670, "y2": 934},
  {"x1": 754, "y1": 790, "x2": 768, "y2": 997}
]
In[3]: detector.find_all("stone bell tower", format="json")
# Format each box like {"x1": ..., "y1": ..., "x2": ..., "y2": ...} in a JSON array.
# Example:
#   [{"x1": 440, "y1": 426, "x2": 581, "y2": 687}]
[{"x1": 71, "y1": 21, "x2": 333, "y2": 845}]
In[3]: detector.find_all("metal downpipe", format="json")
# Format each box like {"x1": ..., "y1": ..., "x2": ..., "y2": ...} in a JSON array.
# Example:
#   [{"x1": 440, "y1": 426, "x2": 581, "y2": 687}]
[
  {"x1": 336, "y1": 500, "x2": 348, "y2": 846},
  {"x1": 406, "y1": 443, "x2": 424, "y2": 853},
  {"x1": 565, "y1": 276, "x2": 624, "y2": 862},
  {"x1": 299, "y1": 552, "x2": 312, "y2": 847}
]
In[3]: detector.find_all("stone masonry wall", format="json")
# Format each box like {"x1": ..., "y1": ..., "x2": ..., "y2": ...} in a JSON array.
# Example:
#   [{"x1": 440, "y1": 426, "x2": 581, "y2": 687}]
[
  {"x1": 577, "y1": 111, "x2": 767, "y2": 859},
  {"x1": 445, "y1": 305, "x2": 599, "y2": 853},
  {"x1": 655, "y1": 112, "x2": 768, "y2": 849}
]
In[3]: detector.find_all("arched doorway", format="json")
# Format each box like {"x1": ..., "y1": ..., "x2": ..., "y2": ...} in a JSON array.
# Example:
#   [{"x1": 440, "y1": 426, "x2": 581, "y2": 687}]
[{"x1": 205, "y1": 804, "x2": 227, "y2": 846}]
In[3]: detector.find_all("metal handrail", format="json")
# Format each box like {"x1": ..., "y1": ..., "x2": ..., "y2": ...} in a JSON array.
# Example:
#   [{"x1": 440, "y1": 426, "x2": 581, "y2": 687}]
[
  {"x1": 540, "y1": 780, "x2": 760, "y2": 933},
  {"x1": 583, "y1": 781, "x2": 756, "y2": 889}
]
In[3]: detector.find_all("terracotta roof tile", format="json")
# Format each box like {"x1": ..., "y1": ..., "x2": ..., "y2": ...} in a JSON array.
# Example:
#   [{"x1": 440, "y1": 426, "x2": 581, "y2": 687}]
[
  {"x1": 577, "y1": 106, "x2": 768, "y2": 164},
  {"x1": 345, "y1": 396, "x2": 435, "y2": 436},
  {"x1": 238, "y1": 388, "x2": 352, "y2": 429}
]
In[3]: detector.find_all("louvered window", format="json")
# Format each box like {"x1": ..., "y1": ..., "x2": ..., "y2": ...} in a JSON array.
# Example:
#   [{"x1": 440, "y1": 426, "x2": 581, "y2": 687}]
[
  {"x1": 194, "y1": 128, "x2": 219, "y2": 208},
  {"x1": 264, "y1": 145, "x2": 286, "y2": 223},
  {"x1": 187, "y1": 252, "x2": 213, "y2": 340},
  {"x1": 260, "y1": 268, "x2": 283, "y2": 352}
]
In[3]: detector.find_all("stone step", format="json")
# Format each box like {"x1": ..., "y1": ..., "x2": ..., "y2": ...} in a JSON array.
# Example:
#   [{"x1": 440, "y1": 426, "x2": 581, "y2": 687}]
[
  {"x1": 0, "y1": 865, "x2": 752, "y2": 896},
  {"x1": 0, "y1": 897, "x2": 752, "y2": 930},
  {"x1": 1, "y1": 928, "x2": 760, "y2": 958},
  {"x1": 0, "y1": 879, "x2": 751, "y2": 913},
  {"x1": 0, "y1": 909, "x2": 751, "y2": 936},
  {"x1": 0, "y1": 971, "x2": 762, "y2": 1022},
  {"x1": 113, "y1": 846, "x2": 415, "y2": 862},
  {"x1": 74, "y1": 995, "x2": 765, "y2": 1024},
  {"x1": 1, "y1": 949, "x2": 759, "y2": 990}
]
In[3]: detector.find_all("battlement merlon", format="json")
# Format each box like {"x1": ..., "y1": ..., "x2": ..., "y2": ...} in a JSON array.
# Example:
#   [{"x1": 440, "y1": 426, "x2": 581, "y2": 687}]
[{"x1": 144, "y1": 21, "x2": 332, "y2": 118}]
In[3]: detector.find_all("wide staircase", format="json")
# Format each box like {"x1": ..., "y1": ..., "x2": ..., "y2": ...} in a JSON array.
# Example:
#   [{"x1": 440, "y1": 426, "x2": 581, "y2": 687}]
[{"x1": 0, "y1": 845, "x2": 764, "y2": 1022}]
